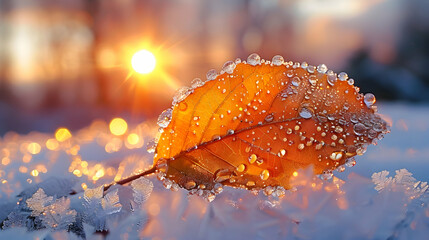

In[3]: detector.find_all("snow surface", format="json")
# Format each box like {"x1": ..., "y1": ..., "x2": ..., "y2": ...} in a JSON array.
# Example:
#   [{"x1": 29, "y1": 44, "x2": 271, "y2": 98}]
[{"x1": 0, "y1": 102, "x2": 428, "y2": 239}]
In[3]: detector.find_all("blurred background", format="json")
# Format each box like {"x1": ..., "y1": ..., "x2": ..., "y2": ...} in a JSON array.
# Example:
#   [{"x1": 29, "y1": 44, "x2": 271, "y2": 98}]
[{"x1": 1, "y1": 0, "x2": 428, "y2": 135}]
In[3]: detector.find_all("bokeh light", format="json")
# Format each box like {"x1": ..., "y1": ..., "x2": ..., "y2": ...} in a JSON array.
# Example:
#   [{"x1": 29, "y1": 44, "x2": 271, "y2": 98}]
[
  {"x1": 131, "y1": 49, "x2": 156, "y2": 74},
  {"x1": 55, "y1": 128, "x2": 72, "y2": 142},
  {"x1": 109, "y1": 118, "x2": 128, "y2": 136}
]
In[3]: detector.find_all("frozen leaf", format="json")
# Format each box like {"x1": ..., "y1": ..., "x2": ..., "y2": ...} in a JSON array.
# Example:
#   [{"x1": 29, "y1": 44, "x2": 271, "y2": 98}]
[
  {"x1": 26, "y1": 188, "x2": 54, "y2": 216},
  {"x1": 152, "y1": 54, "x2": 390, "y2": 195},
  {"x1": 40, "y1": 197, "x2": 77, "y2": 230}
]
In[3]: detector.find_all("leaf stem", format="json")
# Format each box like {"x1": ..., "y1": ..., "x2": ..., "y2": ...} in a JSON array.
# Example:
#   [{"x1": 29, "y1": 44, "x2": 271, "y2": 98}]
[{"x1": 103, "y1": 166, "x2": 157, "y2": 193}]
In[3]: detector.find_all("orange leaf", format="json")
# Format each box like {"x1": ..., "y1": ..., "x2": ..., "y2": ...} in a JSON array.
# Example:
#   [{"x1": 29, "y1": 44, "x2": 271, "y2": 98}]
[{"x1": 149, "y1": 54, "x2": 389, "y2": 200}]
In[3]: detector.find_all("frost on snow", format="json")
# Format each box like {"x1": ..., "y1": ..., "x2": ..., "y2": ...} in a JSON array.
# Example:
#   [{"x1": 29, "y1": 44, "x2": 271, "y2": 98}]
[
  {"x1": 39, "y1": 197, "x2": 77, "y2": 230},
  {"x1": 131, "y1": 177, "x2": 153, "y2": 204},
  {"x1": 82, "y1": 186, "x2": 122, "y2": 231},
  {"x1": 372, "y1": 169, "x2": 429, "y2": 199},
  {"x1": 26, "y1": 188, "x2": 54, "y2": 216}
]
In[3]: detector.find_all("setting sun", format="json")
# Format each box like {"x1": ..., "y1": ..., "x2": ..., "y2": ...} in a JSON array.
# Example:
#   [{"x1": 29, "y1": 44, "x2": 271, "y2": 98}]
[{"x1": 131, "y1": 49, "x2": 156, "y2": 74}]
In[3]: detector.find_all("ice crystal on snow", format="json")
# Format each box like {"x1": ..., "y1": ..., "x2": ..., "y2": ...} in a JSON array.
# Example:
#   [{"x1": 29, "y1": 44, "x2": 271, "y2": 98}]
[
  {"x1": 372, "y1": 169, "x2": 428, "y2": 199},
  {"x1": 26, "y1": 188, "x2": 54, "y2": 216},
  {"x1": 40, "y1": 197, "x2": 77, "y2": 230},
  {"x1": 131, "y1": 177, "x2": 153, "y2": 204},
  {"x1": 372, "y1": 170, "x2": 392, "y2": 191},
  {"x1": 83, "y1": 186, "x2": 122, "y2": 231}
]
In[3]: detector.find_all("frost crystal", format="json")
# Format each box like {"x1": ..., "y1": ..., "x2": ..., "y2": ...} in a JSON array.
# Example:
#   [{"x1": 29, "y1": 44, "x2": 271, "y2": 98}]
[
  {"x1": 2, "y1": 211, "x2": 28, "y2": 229},
  {"x1": 26, "y1": 188, "x2": 54, "y2": 216},
  {"x1": 372, "y1": 169, "x2": 428, "y2": 199},
  {"x1": 131, "y1": 177, "x2": 153, "y2": 204},
  {"x1": 83, "y1": 186, "x2": 122, "y2": 231},
  {"x1": 371, "y1": 170, "x2": 392, "y2": 191},
  {"x1": 40, "y1": 197, "x2": 77, "y2": 230}
]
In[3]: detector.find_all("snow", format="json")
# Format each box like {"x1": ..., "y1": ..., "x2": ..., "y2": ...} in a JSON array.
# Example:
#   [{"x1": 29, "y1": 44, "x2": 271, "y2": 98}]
[{"x1": 0, "y1": 102, "x2": 429, "y2": 239}]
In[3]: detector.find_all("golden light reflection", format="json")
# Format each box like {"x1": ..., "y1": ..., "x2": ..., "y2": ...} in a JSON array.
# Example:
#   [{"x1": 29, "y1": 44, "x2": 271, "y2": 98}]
[
  {"x1": 127, "y1": 133, "x2": 139, "y2": 145},
  {"x1": 2, "y1": 157, "x2": 10, "y2": 166},
  {"x1": 55, "y1": 128, "x2": 72, "y2": 142},
  {"x1": 293, "y1": 171, "x2": 298, "y2": 177},
  {"x1": 81, "y1": 183, "x2": 88, "y2": 190},
  {"x1": 131, "y1": 49, "x2": 156, "y2": 74},
  {"x1": 109, "y1": 118, "x2": 128, "y2": 136},
  {"x1": 19, "y1": 166, "x2": 28, "y2": 173},
  {"x1": 27, "y1": 142, "x2": 41, "y2": 155},
  {"x1": 46, "y1": 138, "x2": 59, "y2": 150},
  {"x1": 31, "y1": 169, "x2": 39, "y2": 177}
]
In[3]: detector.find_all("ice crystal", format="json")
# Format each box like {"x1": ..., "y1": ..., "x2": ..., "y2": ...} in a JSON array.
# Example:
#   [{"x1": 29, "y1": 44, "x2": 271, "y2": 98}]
[
  {"x1": 40, "y1": 197, "x2": 77, "y2": 230},
  {"x1": 372, "y1": 170, "x2": 392, "y2": 191},
  {"x1": 131, "y1": 177, "x2": 153, "y2": 204},
  {"x1": 26, "y1": 188, "x2": 54, "y2": 216},
  {"x1": 18, "y1": 177, "x2": 75, "y2": 200},
  {"x1": 372, "y1": 169, "x2": 428, "y2": 199},
  {"x1": 82, "y1": 186, "x2": 122, "y2": 231}
]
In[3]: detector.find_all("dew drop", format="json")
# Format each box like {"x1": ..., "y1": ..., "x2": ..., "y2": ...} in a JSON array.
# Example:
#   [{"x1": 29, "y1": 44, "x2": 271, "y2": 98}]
[
  {"x1": 156, "y1": 158, "x2": 168, "y2": 173},
  {"x1": 299, "y1": 107, "x2": 313, "y2": 119},
  {"x1": 373, "y1": 122, "x2": 384, "y2": 132},
  {"x1": 291, "y1": 76, "x2": 300, "y2": 87},
  {"x1": 191, "y1": 78, "x2": 204, "y2": 88},
  {"x1": 337, "y1": 165, "x2": 346, "y2": 172},
  {"x1": 214, "y1": 169, "x2": 232, "y2": 183},
  {"x1": 367, "y1": 129, "x2": 377, "y2": 139},
  {"x1": 157, "y1": 108, "x2": 173, "y2": 128},
  {"x1": 248, "y1": 154, "x2": 257, "y2": 164},
  {"x1": 260, "y1": 169, "x2": 270, "y2": 180},
  {"x1": 308, "y1": 75, "x2": 317, "y2": 85},
  {"x1": 338, "y1": 72, "x2": 348, "y2": 81},
  {"x1": 246, "y1": 181, "x2": 256, "y2": 187},
  {"x1": 307, "y1": 65, "x2": 315, "y2": 73},
  {"x1": 163, "y1": 179, "x2": 173, "y2": 189},
  {"x1": 213, "y1": 183, "x2": 223, "y2": 194},
  {"x1": 271, "y1": 55, "x2": 284, "y2": 66},
  {"x1": 301, "y1": 62, "x2": 308, "y2": 69},
  {"x1": 206, "y1": 192, "x2": 216, "y2": 202},
  {"x1": 329, "y1": 151, "x2": 343, "y2": 161},
  {"x1": 364, "y1": 93, "x2": 376, "y2": 108},
  {"x1": 327, "y1": 71, "x2": 337, "y2": 86},
  {"x1": 356, "y1": 146, "x2": 367, "y2": 156},
  {"x1": 247, "y1": 53, "x2": 261, "y2": 66},
  {"x1": 264, "y1": 113, "x2": 274, "y2": 122},
  {"x1": 146, "y1": 140, "x2": 157, "y2": 153},
  {"x1": 317, "y1": 64, "x2": 328, "y2": 73},
  {"x1": 347, "y1": 78, "x2": 354, "y2": 85},
  {"x1": 353, "y1": 123, "x2": 366, "y2": 136},
  {"x1": 278, "y1": 149, "x2": 286, "y2": 157},
  {"x1": 263, "y1": 186, "x2": 274, "y2": 196},
  {"x1": 320, "y1": 171, "x2": 333, "y2": 180},
  {"x1": 236, "y1": 164, "x2": 246, "y2": 173},
  {"x1": 345, "y1": 158, "x2": 356, "y2": 167},
  {"x1": 173, "y1": 87, "x2": 192, "y2": 105},
  {"x1": 222, "y1": 61, "x2": 236, "y2": 74},
  {"x1": 184, "y1": 180, "x2": 196, "y2": 190},
  {"x1": 206, "y1": 69, "x2": 218, "y2": 81}
]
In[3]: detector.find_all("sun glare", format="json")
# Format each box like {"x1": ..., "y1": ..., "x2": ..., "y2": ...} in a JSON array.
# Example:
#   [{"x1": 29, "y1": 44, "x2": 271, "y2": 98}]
[{"x1": 131, "y1": 49, "x2": 156, "y2": 74}]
